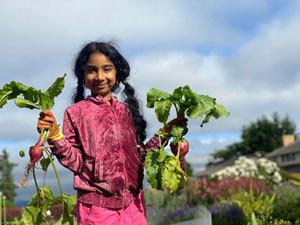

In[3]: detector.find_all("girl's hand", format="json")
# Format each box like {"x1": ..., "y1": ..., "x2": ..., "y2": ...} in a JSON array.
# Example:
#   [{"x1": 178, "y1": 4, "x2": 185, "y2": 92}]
[
  {"x1": 161, "y1": 117, "x2": 188, "y2": 134},
  {"x1": 37, "y1": 110, "x2": 59, "y2": 139}
]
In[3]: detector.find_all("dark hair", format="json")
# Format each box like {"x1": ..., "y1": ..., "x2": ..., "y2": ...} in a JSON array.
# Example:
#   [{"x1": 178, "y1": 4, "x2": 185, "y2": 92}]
[{"x1": 73, "y1": 41, "x2": 147, "y2": 144}]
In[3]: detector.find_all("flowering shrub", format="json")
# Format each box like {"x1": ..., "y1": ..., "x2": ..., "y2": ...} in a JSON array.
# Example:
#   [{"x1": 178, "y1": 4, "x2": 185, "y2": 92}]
[
  {"x1": 192, "y1": 177, "x2": 272, "y2": 203},
  {"x1": 2, "y1": 207, "x2": 22, "y2": 221},
  {"x1": 49, "y1": 204, "x2": 64, "y2": 220},
  {"x1": 167, "y1": 206, "x2": 199, "y2": 223},
  {"x1": 209, "y1": 203, "x2": 247, "y2": 225},
  {"x1": 211, "y1": 156, "x2": 282, "y2": 184}
]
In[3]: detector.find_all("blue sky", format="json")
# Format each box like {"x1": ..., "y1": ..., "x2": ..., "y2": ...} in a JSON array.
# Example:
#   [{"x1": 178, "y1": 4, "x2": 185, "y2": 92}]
[{"x1": 0, "y1": 0, "x2": 300, "y2": 204}]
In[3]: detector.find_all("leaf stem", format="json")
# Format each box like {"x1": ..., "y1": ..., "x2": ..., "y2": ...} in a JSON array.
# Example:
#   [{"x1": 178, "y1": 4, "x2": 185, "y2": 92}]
[
  {"x1": 44, "y1": 148, "x2": 64, "y2": 199},
  {"x1": 176, "y1": 142, "x2": 180, "y2": 159},
  {"x1": 158, "y1": 134, "x2": 168, "y2": 151},
  {"x1": 32, "y1": 167, "x2": 40, "y2": 194},
  {"x1": 173, "y1": 103, "x2": 179, "y2": 117}
]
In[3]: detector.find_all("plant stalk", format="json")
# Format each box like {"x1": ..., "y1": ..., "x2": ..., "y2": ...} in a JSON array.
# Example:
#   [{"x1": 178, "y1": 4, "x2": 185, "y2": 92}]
[
  {"x1": 32, "y1": 167, "x2": 40, "y2": 193},
  {"x1": 173, "y1": 103, "x2": 179, "y2": 116},
  {"x1": 45, "y1": 148, "x2": 64, "y2": 198},
  {"x1": 158, "y1": 134, "x2": 168, "y2": 151}
]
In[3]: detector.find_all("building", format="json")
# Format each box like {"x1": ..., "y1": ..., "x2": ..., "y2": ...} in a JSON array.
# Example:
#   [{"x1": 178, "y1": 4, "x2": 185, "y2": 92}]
[
  {"x1": 195, "y1": 152, "x2": 261, "y2": 178},
  {"x1": 195, "y1": 135, "x2": 300, "y2": 178},
  {"x1": 266, "y1": 135, "x2": 300, "y2": 173}
]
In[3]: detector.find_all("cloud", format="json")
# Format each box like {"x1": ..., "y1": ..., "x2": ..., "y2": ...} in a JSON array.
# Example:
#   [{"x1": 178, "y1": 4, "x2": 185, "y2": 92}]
[{"x1": 225, "y1": 7, "x2": 300, "y2": 90}]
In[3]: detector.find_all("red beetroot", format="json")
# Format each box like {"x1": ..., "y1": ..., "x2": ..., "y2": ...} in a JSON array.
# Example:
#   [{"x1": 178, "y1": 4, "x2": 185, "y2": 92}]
[
  {"x1": 170, "y1": 139, "x2": 189, "y2": 157},
  {"x1": 28, "y1": 146, "x2": 43, "y2": 168},
  {"x1": 26, "y1": 135, "x2": 46, "y2": 172}
]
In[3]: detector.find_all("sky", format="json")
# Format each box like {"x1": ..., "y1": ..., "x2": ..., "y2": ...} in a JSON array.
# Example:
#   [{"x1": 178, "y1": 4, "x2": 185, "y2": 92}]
[{"x1": 0, "y1": 0, "x2": 300, "y2": 205}]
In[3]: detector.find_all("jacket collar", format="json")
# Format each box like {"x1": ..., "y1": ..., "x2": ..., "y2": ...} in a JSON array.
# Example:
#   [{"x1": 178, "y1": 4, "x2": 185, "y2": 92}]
[{"x1": 86, "y1": 95, "x2": 118, "y2": 105}]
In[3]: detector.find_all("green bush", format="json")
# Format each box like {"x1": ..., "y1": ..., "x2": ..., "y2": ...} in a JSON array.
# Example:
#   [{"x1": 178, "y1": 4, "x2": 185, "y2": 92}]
[
  {"x1": 271, "y1": 183, "x2": 300, "y2": 224},
  {"x1": 144, "y1": 188, "x2": 190, "y2": 225},
  {"x1": 248, "y1": 209, "x2": 294, "y2": 225},
  {"x1": 144, "y1": 188, "x2": 188, "y2": 211},
  {"x1": 223, "y1": 190, "x2": 275, "y2": 221}
]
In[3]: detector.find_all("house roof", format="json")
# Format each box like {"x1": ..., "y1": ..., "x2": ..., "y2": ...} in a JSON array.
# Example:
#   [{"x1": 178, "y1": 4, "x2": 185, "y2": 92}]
[
  {"x1": 196, "y1": 157, "x2": 236, "y2": 177},
  {"x1": 267, "y1": 140, "x2": 300, "y2": 158}
]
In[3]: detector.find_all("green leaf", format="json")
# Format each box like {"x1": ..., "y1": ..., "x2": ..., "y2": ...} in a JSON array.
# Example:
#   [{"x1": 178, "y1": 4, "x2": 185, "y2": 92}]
[
  {"x1": 40, "y1": 157, "x2": 52, "y2": 172},
  {"x1": 214, "y1": 102, "x2": 230, "y2": 118},
  {"x1": 19, "y1": 150, "x2": 25, "y2": 157},
  {"x1": 0, "y1": 75, "x2": 65, "y2": 111},
  {"x1": 9, "y1": 81, "x2": 41, "y2": 103},
  {"x1": 14, "y1": 97, "x2": 41, "y2": 110},
  {"x1": 200, "y1": 102, "x2": 230, "y2": 127},
  {"x1": 157, "y1": 149, "x2": 167, "y2": 162},
  {"x1": 162, "y1": 156, "x2": 186, "y2": 193},
  {"x1": 21, "y1": 205, "x2": 39, "y2": 225},
  {"x1": 46, "y1": 74, "x2": 66, "y2": 99},
  {"x1": 172, "y1": 87, "x2": 183, "y2": 104},
  {"x1": 154, "y1": 99, "x2": 172, "y2": 124},
  {"x1": 146, "y1": 88, "x2": 171, "y2": 108},
  {"x1": 0, "y1": 84, "x2": 13, "y2": 108},
  {"x1": 170, "y1": 125, "x2": 185, "y2": 143},
  {"x1": 23, "y1": 87, "x2": 40, "y2": 103},
  {"x1": 145, "y1": 151, "x2": 160, "y2": 189},
  {"x1": 186, "y1": 93, "x2": 215, "y2": 119},
  {"x1": 39, "y1": 92, "x2": 54, "y2": 110},
  {"x1": 62, "y1": 195, "x2": 76, "y2": 225},
  {"x1": 28, "y1": 185, "x2": 54, "y2": 217},
  {"x1": 145, "y1": 149, "x2": 186, "y2": 193}
]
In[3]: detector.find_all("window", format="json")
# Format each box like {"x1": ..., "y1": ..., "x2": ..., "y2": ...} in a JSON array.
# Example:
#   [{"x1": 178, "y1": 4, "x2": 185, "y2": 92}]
[
  {"x1": 287, "y1": 153, "x2": 296, "y2": 161},
  {"x1": 276, "y1": 156, "x2": 282, "y2": 164}
]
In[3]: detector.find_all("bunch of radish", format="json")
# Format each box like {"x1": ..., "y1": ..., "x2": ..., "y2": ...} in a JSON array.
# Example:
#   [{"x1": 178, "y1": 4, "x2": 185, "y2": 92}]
[
  {"x1": 0, "y1": 75, "x2": 76, "y2": 225},
  {"x1": 0, "y1": 75, "x2": 65, "y2": 182},
  {"x1": 145, "y1": 85, "x2": 229, "y2": 193}
]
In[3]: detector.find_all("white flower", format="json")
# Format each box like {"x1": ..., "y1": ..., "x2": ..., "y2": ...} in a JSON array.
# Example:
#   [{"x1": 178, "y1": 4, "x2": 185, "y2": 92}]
[
  {"x1": 210, "y1": 156, "x2": 282, "y2": 184},
  {"x1": 46, "y1": 210, "x2": 51, "y2": 217},
  {"x1": 273, "y1": 172, "x2": 282, "y2": 183}
]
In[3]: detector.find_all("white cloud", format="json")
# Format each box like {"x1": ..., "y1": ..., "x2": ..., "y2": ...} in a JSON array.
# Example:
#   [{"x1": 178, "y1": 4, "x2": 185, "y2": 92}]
[{"x1": 226, "y1": 8, "x2": 300, "y2": 90}]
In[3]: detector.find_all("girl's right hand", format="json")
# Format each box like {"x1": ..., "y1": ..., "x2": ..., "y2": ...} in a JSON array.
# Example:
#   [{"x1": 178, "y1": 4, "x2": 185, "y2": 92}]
[{"x1": 37, "y1": 110, "x2": 59, "y2": 138}]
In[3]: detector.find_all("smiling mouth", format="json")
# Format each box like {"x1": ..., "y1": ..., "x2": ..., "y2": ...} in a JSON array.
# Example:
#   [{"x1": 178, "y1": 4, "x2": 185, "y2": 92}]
[{"x1": 93, "y1": 84, "x2": 107, "y2": 88}]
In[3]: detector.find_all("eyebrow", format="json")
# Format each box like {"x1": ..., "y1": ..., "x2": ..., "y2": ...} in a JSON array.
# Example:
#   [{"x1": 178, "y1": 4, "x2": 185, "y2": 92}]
[
  {"x1": 84, "y1": 64, "x2": 114, "y2": 68},
  {"x1": 102, "y1": 64, "x2": 114, "y2": 68}
]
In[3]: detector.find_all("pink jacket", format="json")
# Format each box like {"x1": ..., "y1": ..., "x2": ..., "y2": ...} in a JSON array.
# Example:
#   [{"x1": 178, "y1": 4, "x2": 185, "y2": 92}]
[{"x1": 51, "y1": 95, "x2": 161, "y2": 209}]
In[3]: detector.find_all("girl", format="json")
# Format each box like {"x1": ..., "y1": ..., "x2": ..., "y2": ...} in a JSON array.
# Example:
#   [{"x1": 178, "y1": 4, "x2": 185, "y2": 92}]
[{"x1": 37, "y1": 41, "x2": 186, "y2": 225}]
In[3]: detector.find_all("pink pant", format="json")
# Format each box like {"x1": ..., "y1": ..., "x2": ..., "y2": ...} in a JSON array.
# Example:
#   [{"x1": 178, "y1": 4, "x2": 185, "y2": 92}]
[{"x1": 76, "y1": 192, "x2": 148, "y2": 225}]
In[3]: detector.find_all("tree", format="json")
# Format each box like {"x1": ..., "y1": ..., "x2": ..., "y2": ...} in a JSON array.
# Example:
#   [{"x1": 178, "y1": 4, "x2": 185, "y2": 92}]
[
  {"x1": 208, "y1": 113, "x2": 296, "y2": 164},
  {"x1": 242, "y1": 113, "x2": 296, "y2": 153},
  {"x1": 0, "y1": 149, "x2": 17, "y2": 206},
  {"x1": 209, "y1": 142, "x2": 246, "y2": 162}
]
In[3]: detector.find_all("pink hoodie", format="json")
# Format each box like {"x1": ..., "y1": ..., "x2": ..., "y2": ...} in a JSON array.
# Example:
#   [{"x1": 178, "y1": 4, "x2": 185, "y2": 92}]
[{"x1": 50, "y1": 95, "x2": 161, "y2": 209}]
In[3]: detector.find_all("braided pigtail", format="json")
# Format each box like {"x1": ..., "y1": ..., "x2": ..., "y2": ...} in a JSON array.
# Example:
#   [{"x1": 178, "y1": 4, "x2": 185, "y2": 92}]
[
  {"x1": 122, "y1": 82, "x2": 147, "y2": 144},
  {"x1": 73, "y1": 77, "x2": 85, "y2": 103}
]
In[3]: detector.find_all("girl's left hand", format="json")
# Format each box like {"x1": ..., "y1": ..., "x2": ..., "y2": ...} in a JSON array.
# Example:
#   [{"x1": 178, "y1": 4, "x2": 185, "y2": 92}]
[{"x1": 161, "y1": 117, "x2": 188, "y2": 134}]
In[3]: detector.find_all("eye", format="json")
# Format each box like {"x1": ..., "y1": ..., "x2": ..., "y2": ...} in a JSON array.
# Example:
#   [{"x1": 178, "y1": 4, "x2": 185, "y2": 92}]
[
  {"x1": 83, "y1": 66, "x2": 97, "y2": 74},
  {"x1": 103, "y1": 65, "x2": 114, "y2": 73},
  {"x1": 104, "y1": 68, "x2": 112, "y2": 72}
]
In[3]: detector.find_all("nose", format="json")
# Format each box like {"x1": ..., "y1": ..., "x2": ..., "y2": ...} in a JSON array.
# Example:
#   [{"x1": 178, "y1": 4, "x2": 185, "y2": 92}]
[{"x1": 95, "y1": 70, "x2": 105, "y2": 81}]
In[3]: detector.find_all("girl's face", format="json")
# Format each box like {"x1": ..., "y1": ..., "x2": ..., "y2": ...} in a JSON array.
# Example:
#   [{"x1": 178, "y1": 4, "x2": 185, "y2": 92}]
[{"x1": 83, "y1": 53, "x2": 117, "y2": 101}]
